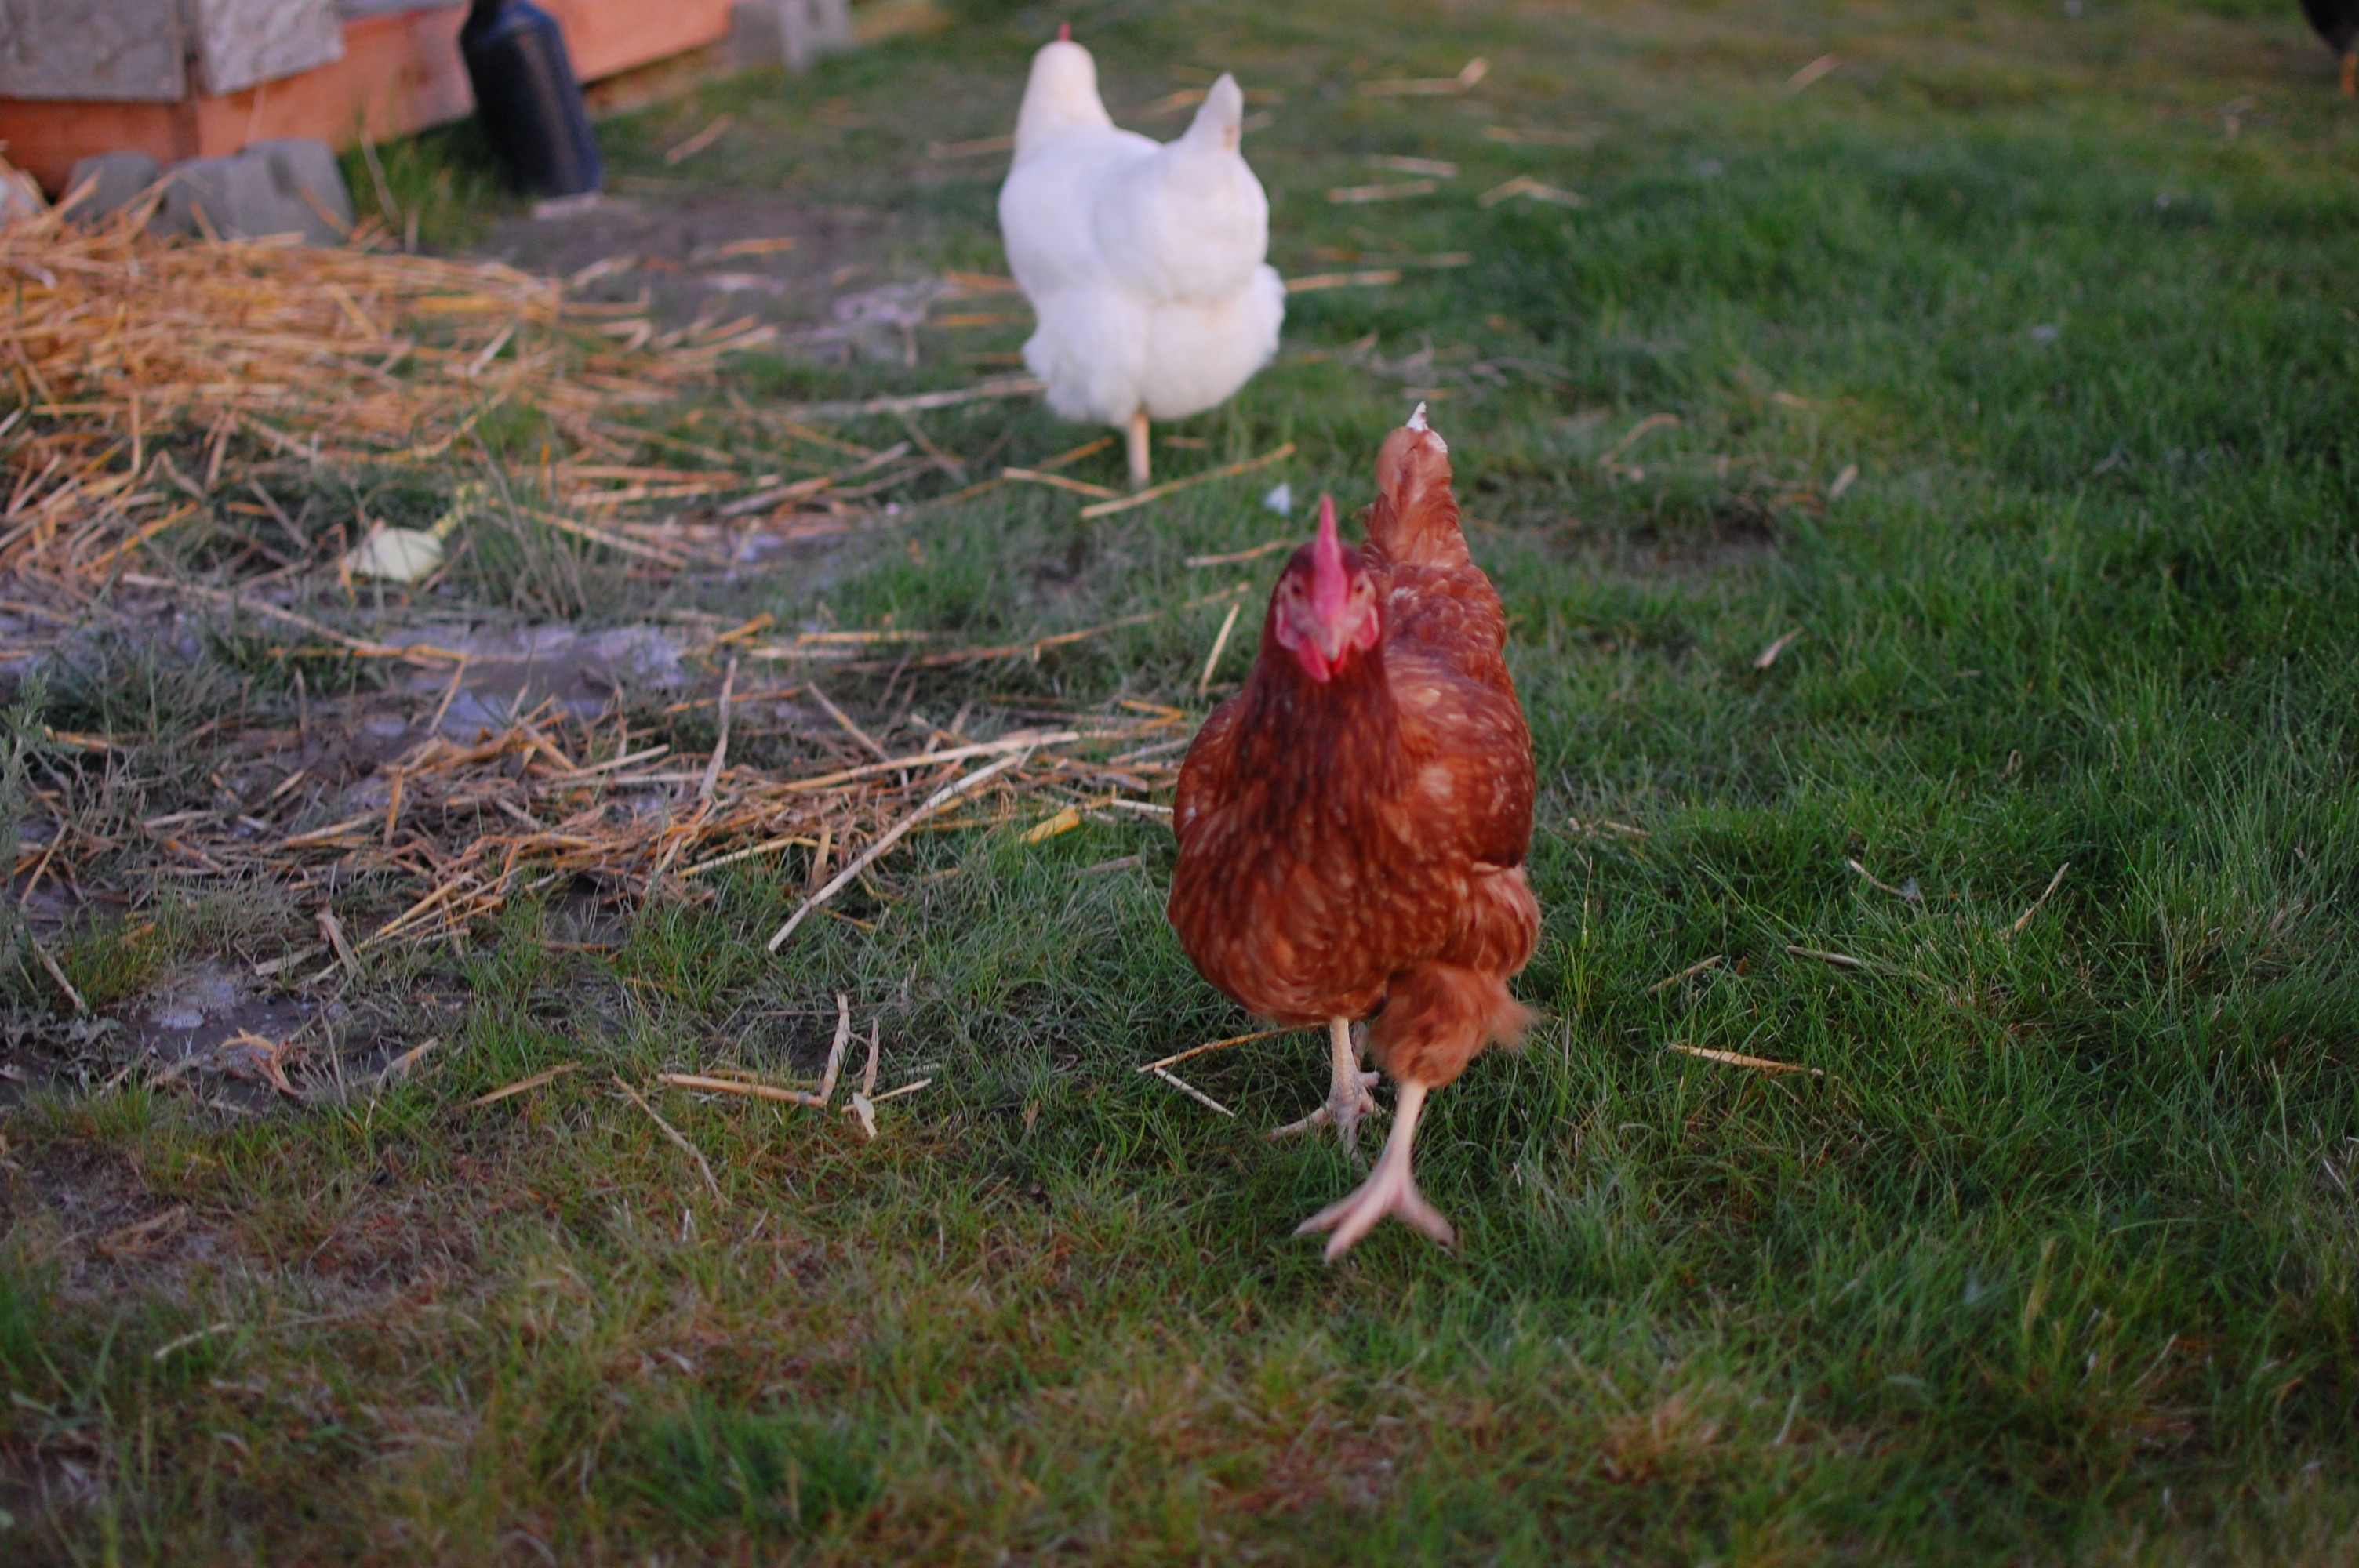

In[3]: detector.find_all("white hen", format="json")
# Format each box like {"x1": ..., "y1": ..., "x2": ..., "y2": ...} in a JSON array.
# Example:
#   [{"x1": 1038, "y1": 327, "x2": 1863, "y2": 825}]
[{"x1": 998, "y1": 34, "x2": 1285, "y2": 487}]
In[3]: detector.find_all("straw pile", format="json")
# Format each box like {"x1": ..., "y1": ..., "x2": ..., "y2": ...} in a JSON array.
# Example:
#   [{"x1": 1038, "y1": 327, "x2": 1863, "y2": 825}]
[
  {"x1": 42, "y1": 690, "x2": 1189, "y2": 975},
  {"x1": 0, "y1": 200, "x2": 808, "y2": 604}
]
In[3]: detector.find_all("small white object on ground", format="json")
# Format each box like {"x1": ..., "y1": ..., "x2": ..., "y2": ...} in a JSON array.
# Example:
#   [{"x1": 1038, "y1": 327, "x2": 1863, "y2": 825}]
[
  {"x1": 343, "y1": 529, "x2": 446, "y2": 584},
  {"x1": 340, "y1": 483, "x2": 483, "y2": 585},
  {"x1": 0, "y1": 154, "x2": 47, "y2": 227},
  {"x1": 1263, "y1": 481, "x2": 1292, "y2": 516}
]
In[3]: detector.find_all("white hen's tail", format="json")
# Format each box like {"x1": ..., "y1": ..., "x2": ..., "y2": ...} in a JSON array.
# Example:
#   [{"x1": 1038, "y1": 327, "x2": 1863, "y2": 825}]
[{"x1": 1096, "y1": 74, "x2": 1268, "y2": 303}]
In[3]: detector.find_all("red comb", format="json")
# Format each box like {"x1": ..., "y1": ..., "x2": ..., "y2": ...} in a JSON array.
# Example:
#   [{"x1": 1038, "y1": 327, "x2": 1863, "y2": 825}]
[
  {"x1": 1058, "y1": 21, "x2": 1071, "y2": 40},
  {"x1": 1310, "y1": 494, "x2": 1348, "y2": 622}
]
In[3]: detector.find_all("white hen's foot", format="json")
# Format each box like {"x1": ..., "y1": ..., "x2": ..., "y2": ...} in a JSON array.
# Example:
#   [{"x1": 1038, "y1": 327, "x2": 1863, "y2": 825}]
[
  {"x1": 1296, "y1": 1080, "x2": 1453, "y2": 1261},
  {"x1": 1267, "y1": 1018, "x2": 1382, "y2": 1154},
  {"x1": 1125, "y1": 409, "x2": 1151, "y2": 489}
]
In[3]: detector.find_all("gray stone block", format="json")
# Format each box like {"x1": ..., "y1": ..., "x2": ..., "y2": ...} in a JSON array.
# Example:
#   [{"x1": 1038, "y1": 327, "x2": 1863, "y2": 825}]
[
  {"x1": 62, "y1": 152, "x2": 166, "y2": 225},
  {"x1": 811, "y1": 0, "x2": 853, "y2": 52},
  {"x1": 155, "y1": 157, "x2": 242, "y2": 240},
  {"x1": 245, "y1": 139, "x2": 354, "y2": 233},
  {"x1": 728, "y1": 0, "x2": 855, "y2": 74},
  {"x1": 157, "y1": 140, "x2": 354, "y2": 245}
]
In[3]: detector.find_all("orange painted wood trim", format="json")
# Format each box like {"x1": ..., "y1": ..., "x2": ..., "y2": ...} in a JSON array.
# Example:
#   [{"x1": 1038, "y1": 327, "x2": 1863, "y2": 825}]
[{"x1": 544, "y1": 0, "x2": 735, "y2": 82}]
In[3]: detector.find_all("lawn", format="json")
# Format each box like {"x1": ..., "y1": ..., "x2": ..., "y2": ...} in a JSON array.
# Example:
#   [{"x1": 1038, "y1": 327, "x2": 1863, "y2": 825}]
[{"x1": 3, "y1": 0, "x2": 2357, "y2": 1561}]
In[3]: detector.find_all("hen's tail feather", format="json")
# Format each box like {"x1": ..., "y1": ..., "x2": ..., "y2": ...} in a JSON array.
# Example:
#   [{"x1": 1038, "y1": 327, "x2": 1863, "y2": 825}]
[
  {"x1": 1368, "y1": 963, "x2": 1536, "y2": 1091},
  {"x1": 1183, "y1": 74, "x2": 1246, "y2": 153},
  {"x1": 1365, "y1": 409, "x2": 1471, "y2": 568}
]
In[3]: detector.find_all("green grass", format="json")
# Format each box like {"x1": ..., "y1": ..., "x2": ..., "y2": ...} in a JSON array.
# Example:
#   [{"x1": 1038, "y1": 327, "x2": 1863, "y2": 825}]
[{"x1": 6, "y1": 0, "x2": 2359, "y2": 1559}]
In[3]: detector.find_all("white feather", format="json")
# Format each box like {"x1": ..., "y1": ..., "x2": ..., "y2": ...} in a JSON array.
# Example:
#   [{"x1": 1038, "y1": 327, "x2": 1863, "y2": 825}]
[{"x1": 999, "y1": 42, "x2": 1284, "y2": 426}]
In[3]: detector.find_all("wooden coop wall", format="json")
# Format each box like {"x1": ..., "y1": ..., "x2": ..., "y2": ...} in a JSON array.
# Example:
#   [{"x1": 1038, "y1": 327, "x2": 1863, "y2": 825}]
[{"x1": 0, "y1": 0, "x2": 736, "y2": 194}]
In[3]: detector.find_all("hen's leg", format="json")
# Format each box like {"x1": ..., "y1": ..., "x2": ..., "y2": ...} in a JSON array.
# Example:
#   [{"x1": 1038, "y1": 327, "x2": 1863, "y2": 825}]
[
  {"x1": 2343, "y1": 49, "x2": 2355, "y2": 96},
  {"x1": 1296, "y1": 1080, "x2": 1452, "y2": 1261},
  {"x1": 1267, "y1": 1017, "x2": 1382, "y2": 1153},
  {"x1": 1125, "y1": 409, "x2": 1152, "y2": 488}
]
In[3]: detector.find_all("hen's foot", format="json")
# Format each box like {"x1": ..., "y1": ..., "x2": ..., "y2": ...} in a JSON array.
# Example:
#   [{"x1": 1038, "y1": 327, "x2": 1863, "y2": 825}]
[
  {"x1": 1267, "y1": 1018, "x2": 1382, "y2": 1155},
  {"x1": 1295, "y1": 1080, "x2": 1452, "y2": 1261}
]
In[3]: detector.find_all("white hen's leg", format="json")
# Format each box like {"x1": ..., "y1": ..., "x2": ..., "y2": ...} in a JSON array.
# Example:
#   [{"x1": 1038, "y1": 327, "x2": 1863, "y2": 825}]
[
  {"x1": 1295, "y1": 1080, "x2": 1453, "y2": 1261},
  {"x1": 1267, "y1": 1017, "x2": 1383, "y2": 1152},
  {"x1": 1125, "y1": 409, "x2": 1151, "y2": 489}
]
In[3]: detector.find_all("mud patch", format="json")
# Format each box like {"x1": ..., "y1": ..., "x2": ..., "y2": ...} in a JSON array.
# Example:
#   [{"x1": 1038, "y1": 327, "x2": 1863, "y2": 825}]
[
  {"x1": 118, "y1": 961, "x2": 335, "y2": 1110},
  {"x1": 380, "y1": 622, "x2": 696, "y2": 734},
  {"x1": 8, "y1": 1141, "x2": 242, "y2": 1294},
  {"x1": 480, "y1": 192, "x2": 889, "y2": 328}
]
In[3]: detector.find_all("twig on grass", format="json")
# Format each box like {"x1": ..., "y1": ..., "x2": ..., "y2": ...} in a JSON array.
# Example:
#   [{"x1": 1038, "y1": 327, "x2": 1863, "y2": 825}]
[
  {"x1": 1358, "y1": 57, "x2": 1489, "y2": 96},
  {"x1": 698, "y1": 658, "x2": 736, "y2": 804},
  {"x1": 1787, "y1": 53, "x2": 1841, "y2": 93},
  {"x1": 1646, "y1": 955, "x2": 1723, "y2": 995},
  {"x1": 658, "y1": 1073, "x2": 822, "y2": 1107},
  {"x1": 1038, "y1": 435, "x2": 1117, "y2": 471},
  {"x1": 1668, "y1": 1042, "x2": 1823, "y2": 1077},
  {"x1": 1287, "y1": 270, "x2": 1405, "y2": 293},
  {"x1": 2010, "y1": 862, "x2": 2070, "y2": 936},
  {"x1": 317, "y1": 909, "x2": 360, "y2": 976},
  {"x1": 1785, "y1": 944, "x2": 1939, "y2": 986},
  {"x1": 375, "y1": 1037, "x2": 441, "y2": 1091},
  {"x1": 1136, "y1": 1025, "x2": 1307, "y2": 1075},
  {"x1": 467, "y1": 1062, "x2": 581, "y2": 1107},
  {"x1": 1149, "y1": 1066, "x2": 1234, "y2": 1116},
  {"x1": 1198, "y1": 601, "x2": 1243, "y2": 696},
  {"x1": 766, "y1": 751, "x2": 1031, "y2": 949},
  {"x1": 892, "y1": 586, "x2": 1254, "y2": 672},
  {"x1": 428, "y1": 655, "x2": 470, "y2": 734},
  {"x1": 1475, "y1": 176, "x2": 1585, "y2": 209},
  {"x1": 1330, "y1": 179, "x2": 1437, "y2": 204},
  {"x1": 151, "y1": 1320, "x2": 234, "y2": 1363},
  {"x1": 896, "y1": 412, "x2": 969, "y2": 484},
  {"x1": 1078, "y1": 444, "x2": 1297, "y2": 519},
  {"x1": 678, "y1": 833, "x2": 820, "y2": 879},
  {"x1": 927, "y1": 135, "x2": 1015, "y2": 158},
  {"x1": 656, "y1": 1000, "x2": 856, "y2": 1109},
  {"x1": 1846, "y1": 858, "x2": 1921, "y2": 903},
  {"x1": 845, "y1": 1018, "x2": 884, "y2": 1139},
  {"x1": 782, "y1": 374, "x2": 1044, "y2": 421},
  {"x1": 816, "y1": 994, "x2": 855, "y2": 1103},
  {"x1": 664, "y1": 114, "x2": 735, "y2": 165},
  {"x1": 807, "y1": 682, "x2": 891, "y2": 763},
  {"x1": 1595, "y1": 414, "x2": 1681, "y2": 476},
  {"x1": 616, "y1": 1074, "x2": 722, "y2": 1201},
  {"x1": 770, "y1": 730, "x2": 1080, "y2": 793},
  {"x1": 30, "y1": 942, "x2": 86, "y2": 1013},
  {"x1": 1185, "y1": 539, "x2": 1294, "y2": 568},
  {"x1": 1002, "y1": 467, "x2": 1121, "y2": 500}
]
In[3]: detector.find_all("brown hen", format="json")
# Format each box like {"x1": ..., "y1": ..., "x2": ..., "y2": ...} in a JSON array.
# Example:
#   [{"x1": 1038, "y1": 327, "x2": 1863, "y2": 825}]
[{"x1": 1167, "y1": 408, "x2": 1539, "y2": 1258}]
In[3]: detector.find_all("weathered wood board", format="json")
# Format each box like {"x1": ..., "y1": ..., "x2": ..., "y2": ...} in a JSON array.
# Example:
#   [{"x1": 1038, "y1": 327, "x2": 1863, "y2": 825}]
[
  {"x1": 0, "y1": 0, "x2": 188, "y2": 102},
  {"x1": 189, "y1": 0, "x2": 347, "y2": 97}
]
